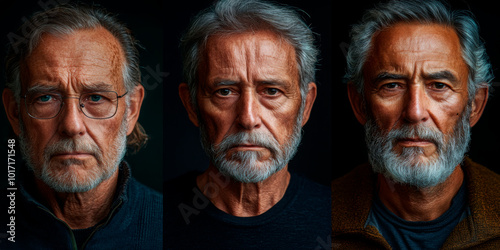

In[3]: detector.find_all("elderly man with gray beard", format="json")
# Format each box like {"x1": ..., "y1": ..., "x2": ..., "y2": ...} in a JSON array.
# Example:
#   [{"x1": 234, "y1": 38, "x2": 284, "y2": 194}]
[
  {"x1": 1, "y1": 4, "x2": 162, "y2": 249},
  {"x1": 165, "y1": 0, "x2": 330, "y2": 248},
  {"x1": 332, "y1": 0, "x2": 500, "y2": 249}
]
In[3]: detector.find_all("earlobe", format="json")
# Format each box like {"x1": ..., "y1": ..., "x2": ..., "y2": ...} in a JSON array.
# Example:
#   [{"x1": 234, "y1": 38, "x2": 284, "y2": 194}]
[
  {"x1": 300, "y1": 82, "x2": 317, "y2": 126},
  {"x1": 179, "y1": 83, "x2": 199, "y2": 127},
  {"x1": 347, "y1": 82, "x2": 367, "y2": 125},
  {"x1": 469, "y1": 86, "x2": 488, "y2": 127},
  {"x1": 126, "y1": 85, "x2": 145, "y2": 135},
  {"x1": 2, "y1": 89, "x2": 21, "y2": 135}
]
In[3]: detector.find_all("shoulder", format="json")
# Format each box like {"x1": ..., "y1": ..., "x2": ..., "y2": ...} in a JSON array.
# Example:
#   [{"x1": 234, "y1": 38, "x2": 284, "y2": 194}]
[
  {"x1": 332, "y1": 162, "x2": 375, "y2": 195},
  {"x1": 295, "y1": 173, "x2": 330, "y2": 197},
  {"x1": 291, "y1": 173, "x2": 331, "y2": 213},
  {"x1": 463, "y1": 157, "x2": 500, "y2": 184},
  {"x1": 127, "y1": 177, "x2": 163, "y2": 211},
  {"x1": 332, "y1": 163, "x2": 376, "y2": 231},
  {"x1": 462, "y1": 157, "x2": 500, "y2": 210}
]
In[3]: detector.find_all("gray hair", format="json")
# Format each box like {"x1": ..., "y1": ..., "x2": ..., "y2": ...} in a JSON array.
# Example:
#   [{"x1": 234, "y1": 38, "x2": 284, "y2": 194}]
[
  {"x1": 6, "y1": 3, "x2": 141, "y2": 101},
  {"x1": 180, "y1": 0, "x2": 318, "y2": 107},
  {"x1": 345, "y1": 0, "x2": 494, "y2": 99},
  {"x1": 5, "y1": 3, "x2": 148, "y2": 152}
]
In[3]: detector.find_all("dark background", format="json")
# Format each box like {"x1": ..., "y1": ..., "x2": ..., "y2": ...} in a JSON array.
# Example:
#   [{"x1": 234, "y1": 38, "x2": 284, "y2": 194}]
[
  {"x1": 0, "y1": 0, "x2": 163, "y2": 192},
  {"x1": 333, "y1": 0, "x2": 500, "y2": 179},
  {"x1": 164, "y1": 0, "x2": 333, "y2": 186},
  {"x1": 0, "y1": 0, "x2": 497, "y2": 191}
]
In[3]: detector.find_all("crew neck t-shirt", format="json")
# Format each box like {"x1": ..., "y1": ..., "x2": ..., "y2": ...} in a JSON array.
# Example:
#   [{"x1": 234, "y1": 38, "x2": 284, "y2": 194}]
[
  {"x1": 165, "y1": 172, "x2": 331, "y2": 249},
  {"x1": 366, "y1": 182, "x2": 468, "y2": 249}
]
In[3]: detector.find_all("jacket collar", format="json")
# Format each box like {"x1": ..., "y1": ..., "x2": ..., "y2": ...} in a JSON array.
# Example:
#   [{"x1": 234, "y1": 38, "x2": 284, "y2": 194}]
[{"x1": 332, "y1": 157, "x2": 500, "y2": 248}]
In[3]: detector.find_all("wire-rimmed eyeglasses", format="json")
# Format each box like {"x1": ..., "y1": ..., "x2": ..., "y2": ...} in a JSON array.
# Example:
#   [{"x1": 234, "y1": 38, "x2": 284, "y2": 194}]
[{"x1": 21, "y1": 90, "x2": 128, "y2": 119}]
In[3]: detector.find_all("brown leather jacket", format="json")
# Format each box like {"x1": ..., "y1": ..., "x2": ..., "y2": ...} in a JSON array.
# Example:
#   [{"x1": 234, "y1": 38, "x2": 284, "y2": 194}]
[{"x1": 332, "y1": 157, "x2": 500, "y2": 249}]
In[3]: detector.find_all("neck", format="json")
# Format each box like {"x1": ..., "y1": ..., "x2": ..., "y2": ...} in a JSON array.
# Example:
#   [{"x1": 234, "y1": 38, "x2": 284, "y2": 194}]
[
  {"x1": 377, "y1": 165, "x2": 464, "y2": 221},
  {"x1": 35, "y1": 170, "x2": 119, "y2": 229},
  {"x1": 197, "y1": 164, "x2": 291, "y2": 217}
]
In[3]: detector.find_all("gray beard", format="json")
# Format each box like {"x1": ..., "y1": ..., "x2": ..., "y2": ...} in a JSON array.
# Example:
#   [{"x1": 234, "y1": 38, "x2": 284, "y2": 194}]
[
  {"x1": 19, "y1": 116, "x2": 128, "y2": 193},
  {"x1": 364, "y1": 105, "x2": 471, "y2": 188},
  {"x1": 199, "y1": 105, "x2": 305, "y2": 183}
]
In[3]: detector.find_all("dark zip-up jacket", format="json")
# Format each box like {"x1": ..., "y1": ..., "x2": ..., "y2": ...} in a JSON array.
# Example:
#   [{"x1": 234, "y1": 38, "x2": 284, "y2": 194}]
[{"x1": 1, "y1": 162, "x2": 162, "y2": 249}]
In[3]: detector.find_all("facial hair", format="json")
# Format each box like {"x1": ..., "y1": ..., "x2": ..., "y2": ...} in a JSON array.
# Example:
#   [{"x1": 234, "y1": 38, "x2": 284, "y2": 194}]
[
  {"x1": 199, "y1": 104, "x2": 305, "y2": 183},
  {"x1": 364, "y1": 105, "x2": 471, "y2": 188},
  {"x1": 19, "y1": 115, "x2": 128, "y2": 193}
]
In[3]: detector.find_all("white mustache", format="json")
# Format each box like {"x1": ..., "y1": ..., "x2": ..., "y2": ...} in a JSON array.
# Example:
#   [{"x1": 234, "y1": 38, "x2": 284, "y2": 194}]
[{"x1": 44, "y1": 138, "x2": 102, "y2": 161}]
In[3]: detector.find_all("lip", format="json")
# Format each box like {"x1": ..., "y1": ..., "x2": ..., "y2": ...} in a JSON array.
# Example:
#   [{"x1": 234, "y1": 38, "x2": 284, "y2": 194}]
[
  {"x1": 397, "y1": 138, "x2": 433, "y2": 147},
  {"x1": 231, "y1": 144, "x2": 264, "y2": 150},
  {"x1": 52, "y1": 152, "x2": 93, "y2": 158}
]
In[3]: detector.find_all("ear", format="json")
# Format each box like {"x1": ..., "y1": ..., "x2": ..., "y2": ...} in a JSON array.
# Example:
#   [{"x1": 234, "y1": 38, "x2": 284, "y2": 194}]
[
  {"x1": 179, "y1": 83, "x2": 199, "y2": 127},
  {"x1": 3, "y1": 89, "x2": 21, "y2": 135},
  {"x1": 126, "y1": 84, "x2": 145, "y2": 135},
  {"x1": 347, "y1": 82, "x2": 367, "y2": 125},
  {"x1": 469, "y1": 86, "x2": 488, "y2": 127},
  {"x1": 300, "y1": 82, "x2": 317, "y2": 126}
]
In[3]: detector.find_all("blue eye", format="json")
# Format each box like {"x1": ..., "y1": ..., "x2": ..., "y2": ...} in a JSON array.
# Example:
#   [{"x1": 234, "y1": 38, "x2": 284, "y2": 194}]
[
  {"x1": 38, "y1": 95, "x2": 52, "y2": 102},
  {"x1": 89, "y1": 95, "x2": 103, "y2": 102}
]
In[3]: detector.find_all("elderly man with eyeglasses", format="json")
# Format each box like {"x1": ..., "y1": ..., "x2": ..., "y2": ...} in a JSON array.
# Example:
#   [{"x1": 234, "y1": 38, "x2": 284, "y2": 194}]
[{"x1": 1, "y1": 4, "x2": 162, "y2": 249}]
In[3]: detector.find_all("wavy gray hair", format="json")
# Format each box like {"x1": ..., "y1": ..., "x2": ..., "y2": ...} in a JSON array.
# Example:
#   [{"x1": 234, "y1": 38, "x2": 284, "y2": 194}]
[
  {"x1": 345, "y1": 0, "x2": 494, "y2": 100},
  {"x1": 180, "y1": 0, "x2": 318, "y2": 107},
  {"x1": 5, "y1": 3, "x2": 147, "y2": 152}
]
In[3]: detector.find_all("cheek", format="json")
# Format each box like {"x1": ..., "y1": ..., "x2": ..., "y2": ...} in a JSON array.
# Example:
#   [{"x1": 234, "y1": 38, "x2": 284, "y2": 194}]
[
  {"x1": 264, "y1": 101, "x2": 301, "y2": 143},
  {"x1": 198, "y1": 104, "x2": 234, "y2": 144},
  {"x1": 428, "y1": 96, "x2": 467, "y2": 134},
  {"x1": 367, "y1": 97, "x2": 403, "y2": 130}
]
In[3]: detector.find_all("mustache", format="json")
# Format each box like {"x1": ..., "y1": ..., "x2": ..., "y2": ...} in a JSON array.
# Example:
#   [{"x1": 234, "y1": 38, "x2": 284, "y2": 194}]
[
  {"x1": 44, "y1": 138, "x2": 102, "y2": 161},
  {"x1": 214, "y1": 131, "x2": 281, "y2": 156},
  {"x1": 386, "y1": 123, "x2": 445, "y2": 149}
]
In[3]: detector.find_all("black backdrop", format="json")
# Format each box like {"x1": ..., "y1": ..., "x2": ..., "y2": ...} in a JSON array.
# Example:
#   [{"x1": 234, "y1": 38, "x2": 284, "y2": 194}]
[
  {"x1": 0, "y1": 0, "x2": 163, "y2": 192},
  {"x1": 333, "y1": 0, "x2": 500, "y2": 179},
  {"x1": 164, "y1": 0, "x2": 333, "y2": 186},
  {"x1": 0, "y1": 0, "x2": 498, "y2": 192}
]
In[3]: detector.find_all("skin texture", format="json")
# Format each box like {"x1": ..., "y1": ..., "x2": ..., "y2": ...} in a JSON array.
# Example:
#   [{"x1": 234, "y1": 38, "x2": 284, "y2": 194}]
[
  {"x1": 3, "y1": 27, "x2": 144, "y2": 229},
  {"x1": 179, "y1": 30, "x2": 317, "y2": 217},
  {"x1": 348, "y1": 23, "x2": 488, "y2": 221}
]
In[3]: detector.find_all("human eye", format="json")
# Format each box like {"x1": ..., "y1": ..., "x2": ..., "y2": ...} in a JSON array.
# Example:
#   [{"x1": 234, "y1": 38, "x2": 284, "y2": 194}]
[
  {"x1": 429, "y1": 82, "x2": 449, "y2": 90},
  {"x1": 83, "y1": 92, "x2": 113, "y2": 105},
  {"x1": 382, "y1": 82, "x2": 400, "y2": 89},
  {"x1": 31, "y1": 92, "x2": 60, "y2": 104},
  {"x1": 215, "y1": 88, "x2": 232, "y2": 96},
  {"x1": 264, "y1": 88, "x2": 280, "y2": 96}
]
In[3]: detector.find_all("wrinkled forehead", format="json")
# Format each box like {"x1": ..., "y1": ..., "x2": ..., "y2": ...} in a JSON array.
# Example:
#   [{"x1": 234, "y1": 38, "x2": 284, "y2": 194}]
[
  {"x1": 199, "y1": 30, "x2": 298, "y2": 82},
  {"x1": 20, "y1": 27, "x2": 126, "y2": 93}
]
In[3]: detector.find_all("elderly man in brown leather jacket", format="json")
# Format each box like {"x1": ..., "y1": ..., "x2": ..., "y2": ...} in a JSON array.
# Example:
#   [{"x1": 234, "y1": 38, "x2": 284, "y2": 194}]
[{"x1": 332, "y1": 0, "x2": 500, "y2": 249}]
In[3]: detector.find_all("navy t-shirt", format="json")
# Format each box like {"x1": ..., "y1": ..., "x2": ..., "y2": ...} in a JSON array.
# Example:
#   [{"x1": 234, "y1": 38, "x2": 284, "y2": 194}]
[
  {"x1": 367, "y1": 182, "x2": 468, "y2": 249},
  {"x1": 165, "y1": 172, "x2": 331, "y2": 249}
]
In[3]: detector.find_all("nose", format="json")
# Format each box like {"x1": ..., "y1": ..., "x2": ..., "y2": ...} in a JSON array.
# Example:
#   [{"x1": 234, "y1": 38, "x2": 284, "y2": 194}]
[
  {"x1": 236, "y1": 90, "x2": 261, "y2": 130},
  {"x1": 403, "y1": 85, "x2": 429, "y2": 124},
  {"x1": 57, "y1": 98, "x2": 86, "y2": 137}
]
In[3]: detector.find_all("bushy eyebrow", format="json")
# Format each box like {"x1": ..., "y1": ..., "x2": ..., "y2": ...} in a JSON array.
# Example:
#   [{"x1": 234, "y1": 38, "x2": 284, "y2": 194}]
[
  {"x1": 27, "y1": 82, "x2": 115, "y2": 92},
  {"x1": 373, "y1": 72, "x2": 407, "y2": 84},
  {"x1": 423, "y1": 70, "x2": 458, "y2": 83},
  {"x1": 27, "y1": 84, "x2": 59, "y2": 93},
  {"x1": 82, "y1": 82, "x2": 115, "y2": 92},
  {"x1": 372, "y1": 70, "x2": 459, "y2": 84}
]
